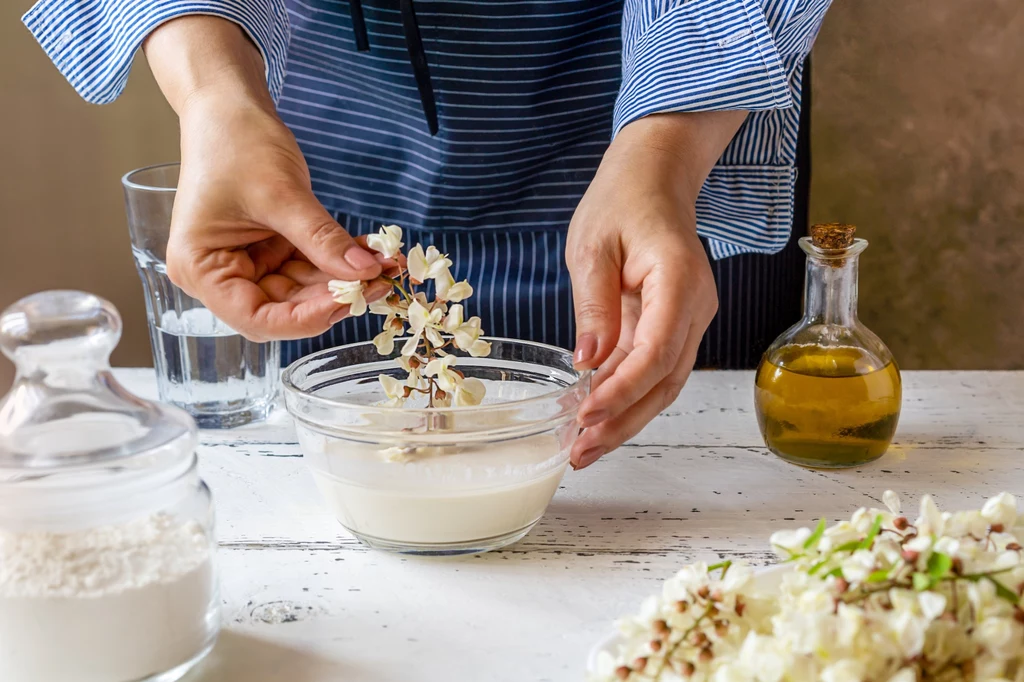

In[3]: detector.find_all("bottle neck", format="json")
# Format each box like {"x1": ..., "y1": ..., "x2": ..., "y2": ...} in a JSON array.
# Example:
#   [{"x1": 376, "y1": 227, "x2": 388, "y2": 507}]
[{"x1": 803, "y1": 254, "x2": 860, "y2": 326}]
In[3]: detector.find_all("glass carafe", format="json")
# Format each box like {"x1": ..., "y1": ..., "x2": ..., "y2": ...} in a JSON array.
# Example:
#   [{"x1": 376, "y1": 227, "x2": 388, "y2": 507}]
[{"x1": 754, "y1": 224, "x2": 901, "y2": 468}]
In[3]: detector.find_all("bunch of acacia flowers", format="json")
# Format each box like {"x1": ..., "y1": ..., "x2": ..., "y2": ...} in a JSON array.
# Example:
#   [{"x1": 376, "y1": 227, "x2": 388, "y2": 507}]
[
  {"x1": 328, "y1": 225, "x2": 491, "y2": 409},
  {"x1": 591, "y1": 491, "x2": 1024, "y2": 682}
]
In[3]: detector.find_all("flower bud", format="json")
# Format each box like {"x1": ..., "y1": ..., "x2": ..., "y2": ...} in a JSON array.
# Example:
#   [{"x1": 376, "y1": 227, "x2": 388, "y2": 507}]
[
  {"x1": 697, "y1": 585, "x2": 710, "y2": 599},
  {"x1": 710, "y1": 590, "x2": 723, "y2": 602},
  {"x1": 893, "y1": 517, "x2": 910, "y2": 531},
  {"x1": 680, "y1": 662, "x2": 696, "y2": 677},
  {"x1": 735, "y1": 598, "x2": 746, "y2": 617},
  {"x1": 835, "y1": 578, "x2": 850, "y2": 594},
  {"x1": 653, "y1": 620, "x2": 670, "y2": 637},
  {"x1": 632, "y1": 657, "x2": 647, "y2": 672},
  {"x1": 714, "y1": 620, "x2": 729, "y2": 637},
  {"x1": 402, "y1": 386, "x2": 413, "y2": 398},
  {"x1": 951, "y1": 557, "x2": 963, "y2": 575},
  {"x1": 1014, "y1": 609, "x2": 1024, "y2": 625},
  {"x1": 434, "y1": 388, "x2": 447, "y2": 402},
  {"x1": 1007, "y1": 542, "x2": 1022, "y2": 551},
  {"x1": 674, "y1": 600, "x2": 689, "y2": 613},
  {"x1": 615, "y1": 666, "x2": 631, "y2": 680},
  {"x1": 408, "y1": 356, "x2": 422, "y2": 368},
  {"x1": 386, "y1": 293, "x2": 400, "y2": 306},
  {"x1": 691, "y1": 631, "x2": 708, "y2": 647},
  {"x1": 990, "y1": 523, "x2": 1005, "y2": 533},
  {"x1": 649, "y1": 639, "x2": 662, "y2": 652},
  {"x1": 698, "y1": 647, "x2": 713, "y2": 663},
  {"x1": 389, "y1": 317, "x2": 404, "y2": 332},
  {"x1": 902, "y1": 549, "x2": 920, "y2": 563}
]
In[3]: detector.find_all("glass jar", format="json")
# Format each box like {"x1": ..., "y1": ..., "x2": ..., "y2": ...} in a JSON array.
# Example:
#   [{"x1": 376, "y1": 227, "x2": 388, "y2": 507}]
[
  {"x1": 754, "y1": 224, "x2": 902, "y2": 468},
  {"x1": 0, "y1": 291, "x2": 219, "y2": 682},
  {"x1": 283, "y1": 338, "x2": 590, "y2": 555}
]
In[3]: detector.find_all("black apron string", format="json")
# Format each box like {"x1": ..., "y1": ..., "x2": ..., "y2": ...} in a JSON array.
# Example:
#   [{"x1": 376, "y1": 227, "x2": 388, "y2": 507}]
[
  {"x1": 399, "y1": 0, "x2": 439, "y2": 136},
  {"x1": 348, "y1": 0, "x2": 370, "y2": 52}
]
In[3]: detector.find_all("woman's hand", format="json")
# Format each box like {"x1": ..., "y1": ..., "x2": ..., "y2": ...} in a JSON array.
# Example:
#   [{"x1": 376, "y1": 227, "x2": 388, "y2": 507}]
[
  {"x1": 145, "y1": 16, "x2": 386, "y2": 342},
  {"x1": 567, "y1": 111, "x2": 747, "y2": 469}
]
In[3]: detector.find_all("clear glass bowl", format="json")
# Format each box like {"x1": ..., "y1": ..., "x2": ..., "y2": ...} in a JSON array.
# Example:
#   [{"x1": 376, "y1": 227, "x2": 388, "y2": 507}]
[{"x1": 282, "y1": 338, "x2": 590, "y2": 555}]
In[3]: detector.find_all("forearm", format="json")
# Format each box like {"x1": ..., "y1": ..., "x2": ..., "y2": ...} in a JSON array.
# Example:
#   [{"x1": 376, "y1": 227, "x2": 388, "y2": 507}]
[
  {"x1": 610, "y1": 111, "x2": 748, "y2": 207},
  {"x1": 143, "y1": 15, "x2": 273, "y2": 116}
]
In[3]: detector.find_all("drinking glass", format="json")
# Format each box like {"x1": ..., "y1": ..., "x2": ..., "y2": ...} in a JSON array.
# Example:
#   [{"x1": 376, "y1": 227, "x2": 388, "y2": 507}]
[{"x1": 122, "y1": 163, "x2": 279, "y2": 428}]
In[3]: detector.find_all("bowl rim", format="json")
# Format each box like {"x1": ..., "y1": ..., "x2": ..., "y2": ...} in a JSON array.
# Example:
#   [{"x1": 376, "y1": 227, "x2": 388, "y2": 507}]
[{"x1": 281, "y1": 336, "x2": 592, "y2": 416}]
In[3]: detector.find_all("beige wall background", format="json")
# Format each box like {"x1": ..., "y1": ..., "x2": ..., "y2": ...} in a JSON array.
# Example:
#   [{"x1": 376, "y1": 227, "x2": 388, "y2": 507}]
[{"x1": 2, "y1": 1, "x2": 1022, "y2": 392}]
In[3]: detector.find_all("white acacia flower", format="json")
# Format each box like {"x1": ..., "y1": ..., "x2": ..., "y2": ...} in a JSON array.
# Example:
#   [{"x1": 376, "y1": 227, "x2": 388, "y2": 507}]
[
  {"x1": 436, "y1": 273, "x2": 473, "y2": 302},
  {"x1": 454, "y1": 377, "x2": 486, "y2": 407},
  {"x1": 976, "y1": 617, "x2": 1020, "y2": 660},
  {"x1": 378, "y1": 374, "x2": 406, "y2": 407},
  {"x1": 883, "y1": 490, "x2": 902, "y2": 515},
  {"x1": 982, "y1": 493, "x2": 1018, "y2": 528},
  {"x1": 820, "y1": 659, "x2": 865, "y2": 682},
  {"x1": 770, "y1": 527, "x2": 813, "y2": 556},
  {"x1": 407, "y1": 244, "x2": 452, "y2": 284},
  {"x1": 328, "y1": 280, "x2": 368, "y2": 316},
  {"x1": 467, "y1": 338, "x2": 492, "y2": 357},
  {"x1": 841, "y1": 550, "x2": 877, "y2": 583},
  {"x1": 366, "y1": 224, "x2": 403, "y2": 258},
  {"x1": 918, "y1": 591, "x2": 947, "y2": 620},
  {"x1": 916, "y1": 495, "x2": 945, "y2": 537},
  {"x1": 886, "y1": 669, "x2": 916, "y2": 682},
  {"x1": 424, "y1": 354, "x2": 460, "y2": 392}
]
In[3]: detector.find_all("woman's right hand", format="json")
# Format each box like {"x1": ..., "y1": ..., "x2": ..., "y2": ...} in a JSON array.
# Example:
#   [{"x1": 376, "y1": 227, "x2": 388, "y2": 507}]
[{"x1": 146, "y1": 16, "x2": 386, "y2": 342}]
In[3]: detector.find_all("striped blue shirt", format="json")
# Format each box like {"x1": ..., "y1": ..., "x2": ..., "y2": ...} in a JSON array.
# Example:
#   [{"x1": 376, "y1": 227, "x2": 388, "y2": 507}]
[{"x1": 23, "y1": 0, "x2": 831, "y2": 260}]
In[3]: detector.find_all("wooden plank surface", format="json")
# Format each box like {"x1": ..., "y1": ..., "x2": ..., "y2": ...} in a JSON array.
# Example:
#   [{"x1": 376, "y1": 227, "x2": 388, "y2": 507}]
[{"x1": 110, "y1": 370, "x2": 1024, "y2": 682}]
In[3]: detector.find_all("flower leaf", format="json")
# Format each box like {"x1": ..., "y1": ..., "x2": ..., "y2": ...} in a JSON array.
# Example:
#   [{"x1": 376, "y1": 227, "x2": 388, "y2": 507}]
[
  {"x1": 912, "y1": 572, "x2": 932, "y2": 591},
  {"x1": 858, "y1": 515, "x2": 884, "y2": 550},
  {"x1": 803, "y1": 518, "x2": 827, "y2": 550},
  {"x1": 867, "y1": 569, "x2": 890, "y2": 583},
  {"x1": 833, "y1": 540, "x2": 863, "y2": 554},
  {"x1": 984, "y1": 575, "x2": 1020, "y2": 605},
  {"x1": 926, "y1": 552, "x2": 952, "y2": 580}
]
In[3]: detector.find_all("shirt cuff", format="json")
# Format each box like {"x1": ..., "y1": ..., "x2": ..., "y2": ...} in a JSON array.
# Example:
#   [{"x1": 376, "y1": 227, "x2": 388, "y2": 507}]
[
  {"x1": 696, "y1": 165, "x2": 797, "y2": 259},
  {"x1": 22, "y1": 0, "x2": 289, "y2": 105},
  {"x1": 614, "y1": 0, "x2": 793, "y2": 136}
]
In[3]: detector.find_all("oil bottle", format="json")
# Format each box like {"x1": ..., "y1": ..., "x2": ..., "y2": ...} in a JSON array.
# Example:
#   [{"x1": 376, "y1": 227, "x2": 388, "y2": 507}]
[{"x1": 754, "y1": 223, "x2": 901, "y2": 468}]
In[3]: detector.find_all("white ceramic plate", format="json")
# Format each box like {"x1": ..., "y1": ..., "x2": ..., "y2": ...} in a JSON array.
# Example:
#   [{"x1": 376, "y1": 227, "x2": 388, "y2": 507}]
[{"x1": 586, "y1": 564, "x2": 790, "y2": 675}]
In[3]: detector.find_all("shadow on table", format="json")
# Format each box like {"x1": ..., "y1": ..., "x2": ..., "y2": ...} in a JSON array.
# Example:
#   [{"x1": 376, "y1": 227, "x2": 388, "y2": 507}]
[{"x1": 182, "y1": 630, "x2": 361, "y2": 682}]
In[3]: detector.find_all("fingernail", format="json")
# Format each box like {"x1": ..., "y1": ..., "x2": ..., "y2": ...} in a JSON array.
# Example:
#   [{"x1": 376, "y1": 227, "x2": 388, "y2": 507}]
[
  {"x1": 328, "y1": 309, "x2": 348, "y2": 325},
  {"x1": 344, "y1": 247, "x2": 379, "y2": 271},
  {"x1": 576, "y1": 446, "x2": 606, "y2": 470},
  {"x1": 574, "y1": 333, "x2": 597, "y2": 367},
  {"x1": 580, "y1": 410, "x2": 608, "y2": 428}
]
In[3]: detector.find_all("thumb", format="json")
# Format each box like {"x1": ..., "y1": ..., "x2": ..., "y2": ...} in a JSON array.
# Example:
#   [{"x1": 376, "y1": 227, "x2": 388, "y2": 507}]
[
  {"x1": 273, "y1": 192, "x2": 382, "y2": 281},
  {"x1": 568, "y1": 241, "x2": 622, "y2": 370}
]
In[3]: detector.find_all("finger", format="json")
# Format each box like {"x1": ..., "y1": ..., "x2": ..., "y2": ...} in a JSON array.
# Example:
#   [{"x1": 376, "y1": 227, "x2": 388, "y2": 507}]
[
  {"x1": 572, "y1": 325, "x2": 702, "y2": 468},
  {"x1": 567, "y1": 239, "x2": 622, "y2": 370},
  {"x1": 268, "y1": 193, "x2": 382, "y2": 281},
  {"x1": 246, "y1": 235, "x2": 296, "y2": 280},
  {"x1": 578, "y1": 265, "x2": 691, "y2": 427},
  {"x1": 184, "y1": 247, "x2": 345, "y2": 340},
  {"x1": 591, "y1": 345, "x2": 628, "y2": 394}
]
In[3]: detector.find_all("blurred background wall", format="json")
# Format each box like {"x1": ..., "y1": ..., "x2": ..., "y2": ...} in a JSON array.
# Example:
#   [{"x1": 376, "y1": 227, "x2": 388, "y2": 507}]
[{"x1": 2, "y1": 0, "x2": 1022, "y2": 391}]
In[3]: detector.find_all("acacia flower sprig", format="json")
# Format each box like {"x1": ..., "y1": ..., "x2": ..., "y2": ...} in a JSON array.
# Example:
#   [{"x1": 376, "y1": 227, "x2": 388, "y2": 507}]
[
  {"x1": 328, "y1": 225, "x2": 491, "y2": 409},
  {"x1": 593, "y1": 491, "x2": 1024, "y2": 682}
]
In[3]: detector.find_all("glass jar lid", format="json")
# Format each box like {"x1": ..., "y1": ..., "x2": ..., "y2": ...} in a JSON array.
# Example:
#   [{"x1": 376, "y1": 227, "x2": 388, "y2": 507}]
[{"x1": 0, "y1": 290, "x2": 197, "y2": 475}]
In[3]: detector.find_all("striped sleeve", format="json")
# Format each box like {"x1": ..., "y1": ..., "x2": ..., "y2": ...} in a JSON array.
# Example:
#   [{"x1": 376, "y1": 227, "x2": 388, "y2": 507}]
[
  {"x1": 614, "y1": 0, "x2": 829, "y2": 133},
  {"x1": 615, "y1": 0, "x2": 832, "y2": 258},
  {"x1": 21, "y1": 0, "x2": 290, "y2": 105}
]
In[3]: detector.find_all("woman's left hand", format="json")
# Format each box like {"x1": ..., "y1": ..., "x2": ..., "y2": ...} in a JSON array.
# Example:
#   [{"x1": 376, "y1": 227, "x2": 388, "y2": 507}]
[{"x1": 566, "y1": 111, "x2": 747, "y2": 469}]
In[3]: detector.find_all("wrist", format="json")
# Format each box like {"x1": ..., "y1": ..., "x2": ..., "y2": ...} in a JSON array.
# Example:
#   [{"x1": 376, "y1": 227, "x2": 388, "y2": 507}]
[
  {"x1": 144, "y1": 15, "x2": 274, "y2": 117},
  {"x1": 609, "y1": 111, "x2": 748, "y2": 204}
]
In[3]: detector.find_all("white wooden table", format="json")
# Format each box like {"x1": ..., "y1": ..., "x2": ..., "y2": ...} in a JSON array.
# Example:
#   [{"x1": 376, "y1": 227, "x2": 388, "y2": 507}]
[{"x1": 114, "y1": 370, "x2": 1023, "y2": 682}]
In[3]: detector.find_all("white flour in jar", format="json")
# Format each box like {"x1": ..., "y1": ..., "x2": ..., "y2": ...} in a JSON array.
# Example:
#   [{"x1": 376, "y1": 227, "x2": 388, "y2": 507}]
[{"x1": 0, "y1": 513, "x2": 216, "y2": 682}]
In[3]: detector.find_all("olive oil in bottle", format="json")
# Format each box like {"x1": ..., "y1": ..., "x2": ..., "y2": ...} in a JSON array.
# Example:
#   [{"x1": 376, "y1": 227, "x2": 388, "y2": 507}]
[{"x1": 754, "y1": 224, "x2": 902, "y2": 468}]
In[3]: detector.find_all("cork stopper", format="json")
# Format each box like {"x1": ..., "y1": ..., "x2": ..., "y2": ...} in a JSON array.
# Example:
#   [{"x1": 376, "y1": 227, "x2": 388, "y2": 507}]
[{"x1": 810, "y1": 223, "x2": 856, "y2": 249}]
